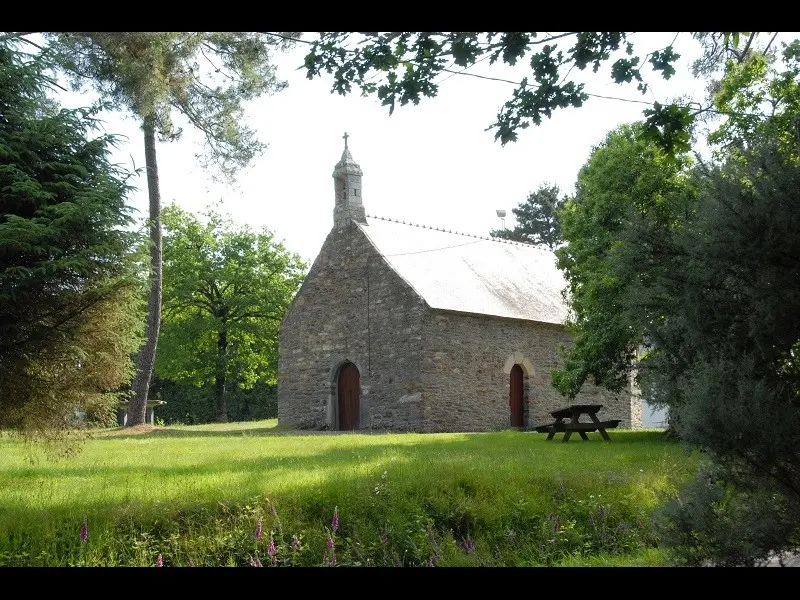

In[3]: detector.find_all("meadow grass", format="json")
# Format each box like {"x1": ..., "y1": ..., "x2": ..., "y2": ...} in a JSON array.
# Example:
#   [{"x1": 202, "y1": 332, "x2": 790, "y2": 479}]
[{"x1": 0, "y1": 421, "x2": 699, "y2": 566}]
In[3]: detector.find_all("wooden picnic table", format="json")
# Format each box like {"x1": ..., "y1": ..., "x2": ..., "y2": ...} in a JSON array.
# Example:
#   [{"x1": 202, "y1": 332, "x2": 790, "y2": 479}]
[{"x1": 534, "y1": 404, "x2": 620, "y2": 442}]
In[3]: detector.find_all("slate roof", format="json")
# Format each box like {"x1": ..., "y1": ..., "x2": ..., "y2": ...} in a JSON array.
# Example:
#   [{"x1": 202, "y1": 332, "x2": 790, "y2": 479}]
[{"x1": 356, "y1": 216, "x2": 570, "y2": 325}]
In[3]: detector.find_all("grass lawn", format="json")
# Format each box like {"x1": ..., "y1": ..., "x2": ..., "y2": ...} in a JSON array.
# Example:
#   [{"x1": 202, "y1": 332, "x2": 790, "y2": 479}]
[{"x1": 0, "y1": 421, "x2": 699, "y2": 566}]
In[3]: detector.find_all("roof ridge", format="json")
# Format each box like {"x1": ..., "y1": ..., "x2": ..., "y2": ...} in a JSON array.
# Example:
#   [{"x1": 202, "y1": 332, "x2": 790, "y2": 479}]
[{"x1": 364, "y1": 213, "x2": 552, "y2": 252}]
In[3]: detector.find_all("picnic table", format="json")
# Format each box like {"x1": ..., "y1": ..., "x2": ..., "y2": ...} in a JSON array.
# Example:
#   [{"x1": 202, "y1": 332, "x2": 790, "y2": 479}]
[{"x1": 534, "y1": 404, "x2": 620, "y2": 442}]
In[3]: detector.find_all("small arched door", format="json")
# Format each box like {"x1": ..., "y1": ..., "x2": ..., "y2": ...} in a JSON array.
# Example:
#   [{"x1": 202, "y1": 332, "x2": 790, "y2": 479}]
[
  {"x1": 337, "y1": 363, "x2": 360, "y2": 430},
  {"x1": 510, "y1": 364, "x2": 524, "y2": 427}
]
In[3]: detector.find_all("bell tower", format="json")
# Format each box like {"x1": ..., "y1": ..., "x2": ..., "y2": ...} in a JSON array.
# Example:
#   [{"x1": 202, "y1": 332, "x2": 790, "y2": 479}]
[{"x1": 332, "y1": 132, "x2": 366, "y2": 228}]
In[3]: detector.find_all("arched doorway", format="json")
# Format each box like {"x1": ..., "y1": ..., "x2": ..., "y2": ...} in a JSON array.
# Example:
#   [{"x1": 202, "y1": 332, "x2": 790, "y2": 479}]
[
  {"x1": 337, "y1": 362, "x2": 360, "y2": 430},
  {"x1": 509, "y1": 364, "x2": 524, "y2": 427}
]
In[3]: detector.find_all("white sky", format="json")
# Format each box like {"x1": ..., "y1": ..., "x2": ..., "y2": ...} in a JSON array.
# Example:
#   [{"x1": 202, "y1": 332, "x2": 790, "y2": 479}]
[{"x1": 47, "y1": 33, "x2": 790, "y2": 264}]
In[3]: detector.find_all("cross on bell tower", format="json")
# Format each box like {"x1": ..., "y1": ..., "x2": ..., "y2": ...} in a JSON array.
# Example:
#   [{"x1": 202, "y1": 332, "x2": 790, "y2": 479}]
[{"x1": 332, "y1": 132, "x2": 365, "y2": 228}]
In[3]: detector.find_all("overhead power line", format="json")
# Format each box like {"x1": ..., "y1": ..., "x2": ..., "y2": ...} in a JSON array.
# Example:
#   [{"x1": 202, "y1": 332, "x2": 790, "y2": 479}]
[{"x1": 262, "y1": 32, "x2": 765, "y2": 120}]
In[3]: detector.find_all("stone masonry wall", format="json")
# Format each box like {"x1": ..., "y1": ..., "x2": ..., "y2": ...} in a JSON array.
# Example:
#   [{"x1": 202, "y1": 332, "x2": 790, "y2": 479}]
[
  {"x1": 418, "y1": 311, "x2": 641, "y2": 432},
  {"x1": 278, "y1": 222, "x2": 428, "y2": 431}
]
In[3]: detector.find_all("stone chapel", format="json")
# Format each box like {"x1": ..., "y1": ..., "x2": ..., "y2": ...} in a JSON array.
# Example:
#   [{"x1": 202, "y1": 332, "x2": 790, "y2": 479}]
[{"x1": 277, "y1": 138, "x2": 642, "y2": 432}]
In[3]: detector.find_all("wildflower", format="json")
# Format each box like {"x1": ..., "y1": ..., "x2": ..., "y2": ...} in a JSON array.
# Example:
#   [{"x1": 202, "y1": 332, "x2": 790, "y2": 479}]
[
  {"x1": 462, "y1": 537, "x2": 474, "y2": 554},
  {"x1": 80, "y1": 521, "x2": 88, "y2": 544},
  {"x1": 267, "y1": 536, "x2": 277, "y2": 563},
  {"x1": 270, "y1": 502, "x2": 277, "y2": 517},
  {"x1": 554, "y1": 517, "x2": 560, "y2": 533},
  {"x1": 599, "y1": 504, "x2": 607, "y2": 520},
  {"x1": 250, "y1": 557, "x2": 262, "y2": 567},
  {"x1": 291, "y1": 535, "x2": 301, "y2": 552},
  {"x1": 381, "y1": 471, "x2": 387, "y2": 480},
  {"x1": 380, "y1": 533, "x2": 388, "y2": 545},
  {"x1": 156, "y1": 554, "x2": 163, "y2": 567},
  {"x1": 589, "y1": 512, "x2": 596, "y2": 529},
  {"x1": 188, "y1": 559, "x2": 195, "y2": 567},
  {"x1": 428, "y1": 551, "x2": 440, "y2": 567},
  {"x1": 331, "y1": 507, "x2": 339, "y2": 532},
  {"x1": 255, "y1": 518, "x2": 263, "y2": 540},
  {"x1": 327, "y1": 535, "x2": 335, "y2": 550}
]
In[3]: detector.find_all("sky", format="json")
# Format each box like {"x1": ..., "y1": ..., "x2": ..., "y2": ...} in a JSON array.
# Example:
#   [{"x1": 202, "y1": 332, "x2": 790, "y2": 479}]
[{"x1": 49, "y1": 32, "x2": 729, "y2": 265}]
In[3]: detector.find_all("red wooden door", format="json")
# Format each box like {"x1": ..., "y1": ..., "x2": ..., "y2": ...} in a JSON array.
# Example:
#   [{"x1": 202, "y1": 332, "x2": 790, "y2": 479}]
[
  {"x1": 510, "y1": 364, "x2": 523, "y2": 427},
  {"x1": 337, "y1": 363, "x2": 360, "y2": 430}
]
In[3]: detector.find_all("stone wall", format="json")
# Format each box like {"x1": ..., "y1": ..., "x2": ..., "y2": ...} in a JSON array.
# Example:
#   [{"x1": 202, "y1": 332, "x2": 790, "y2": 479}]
[
  {"x1": 417, "y1": 310, "x2": 641, "y2": 432},
  {"x1": 279, "y1": 223, "x2": 642, "y2": 433},
  {"x1": 278, "y1": 222, "x2": 428, "y2": 430}
]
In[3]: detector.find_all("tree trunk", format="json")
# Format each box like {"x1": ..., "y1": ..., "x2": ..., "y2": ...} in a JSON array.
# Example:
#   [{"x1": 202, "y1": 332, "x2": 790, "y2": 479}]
[
  {"x1": 128, "y1": 117, "x2": 163, "y2": 426},
  {"x1": 214, "y1": 328, "x2": 228, "y2": 423}
]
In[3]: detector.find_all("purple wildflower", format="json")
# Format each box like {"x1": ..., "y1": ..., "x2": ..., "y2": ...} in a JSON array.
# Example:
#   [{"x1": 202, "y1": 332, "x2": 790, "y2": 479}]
[
  {"x1": 380, "y1": 533, "x2": 388, "y2": 545},
  {"x1": 554, "y1": 517, "x2": 560, "y2": 533},
  {"x1": 80, "y1": 521, "x2": 88, "y2": 544},
  {"x1": 267, "y1": 536, "x2": 277, "y2": 562},
  {"x1": 326, "y1": 535, "x2": 335, "y2": 550},
  {"x1": 462, "y1": 537, "x2": 474, "y2": 554},
  {"x1": 331, "y1": 507, "x2": 339, "y2": 532},
  {"x1": 270, "y1": 502, "x2": 277, "y2": 517},
  {"x1": 250, "y1": 557, "x2": 262, "y2": 567},
  {"x1": 291, "y1": 535, "x2": 301, "y2": 552},
  {"x1": 255, "y1": 518, "x2": 263, "y2": 540},
  {"x1": 599, "y1": 504, "x2": 607, "y2": 520},
  {"x1": 156, "y1": 554, "x2": 163, "y2": 567}
]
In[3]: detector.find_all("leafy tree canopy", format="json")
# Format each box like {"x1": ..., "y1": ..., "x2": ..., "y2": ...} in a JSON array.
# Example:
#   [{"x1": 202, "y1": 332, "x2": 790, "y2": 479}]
[
  {"x1": 156, "y1": 204, "x2": 306, "y2": 422},
  {"x1": 42, "y1": 32, "x2": 299, "y2": 179},
  {"x1": 299, "y1": 32, "x2": 778, "y2": 155},
  {"x1": 552, "y1": 123, "x2": 695, "y2": 399},
  {"x1": 0, "y1": 41, "x2": 143, "y2": 443},
  {"x1": 490, "y1": 183, "x2": 565, "y2": 249}
]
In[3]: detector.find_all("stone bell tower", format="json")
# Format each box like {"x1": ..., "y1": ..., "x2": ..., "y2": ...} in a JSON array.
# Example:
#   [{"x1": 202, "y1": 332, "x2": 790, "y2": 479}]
[{"x1": 332, "y1": 132, "x2": 366, "y2": 228}]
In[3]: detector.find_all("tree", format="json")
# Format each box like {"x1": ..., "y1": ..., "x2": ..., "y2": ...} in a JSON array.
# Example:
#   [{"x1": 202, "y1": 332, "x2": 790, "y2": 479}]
[
  {"x1": 156, "y1": 205, "x2": 306, "y2": 423},
  {"x1": 646, "y1": 135, "x2": 800, "y2": 565},
  {"x1": 0, "y1": 41, "x2": 143, "y2": 442},
  {"x1": 551, "y1": 123, "x2": 694, "y2": 399},
  {"x1": 550, "y1": 115, "x2": 800, "y2": 563},
  {"x1": 297, "y1": 32, "x2": 777, "y2": 155},
  {"x1": 490, "y1": 183, "x2": 565, "y2": 249},
  {"x1": 36, "y1": 32, "x2": 299, "y2": 425}
]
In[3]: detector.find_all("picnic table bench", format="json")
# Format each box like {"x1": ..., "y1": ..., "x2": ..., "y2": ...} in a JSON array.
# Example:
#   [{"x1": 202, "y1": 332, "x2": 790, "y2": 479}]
[{"x1": 534, "y1": 404, "x2": 620, "y2": 442}]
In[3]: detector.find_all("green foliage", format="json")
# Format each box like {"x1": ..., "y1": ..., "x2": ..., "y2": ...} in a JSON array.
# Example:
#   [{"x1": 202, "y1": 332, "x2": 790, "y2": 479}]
[
  {"x1": 641, "y1": 137, "x2": 800, "y2": 563},
  {"x1": 709, "y1": 39, "x2": 800, "y2": 160},
  {"x1": 552, "y1": 123, "x2": 694, "y2": 398},
  {"x1": 151, "y1": 379, "x2": 277, "y2": 425},
  {"x1": 490, "y1": 183, "x2": 565, "y2": 249},
  {"x1": 553, "y1": 112, "x2": 800, "y2": 562},
  {"x1": 43, "y1": 32, "x2": 298, "y2": 179},
  {"x1": 156, "y1": 205, "x2": 305, "y2": 421},
  {"x1": 0, "y1": 41, "x2": 143, "y2": 441},
  {"x1": 300, "y1": 32, "x2": 767, "y2": 153},
  {"x1": 0, "y1": 425, "x2": 697, "y2": 566}
]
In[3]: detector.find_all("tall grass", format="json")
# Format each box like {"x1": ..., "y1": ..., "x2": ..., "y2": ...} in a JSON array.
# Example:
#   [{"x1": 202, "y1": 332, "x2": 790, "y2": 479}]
[{"x1": 0, "y1": 421, "x2": 698, "y2": 566}]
